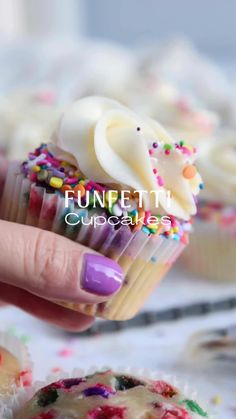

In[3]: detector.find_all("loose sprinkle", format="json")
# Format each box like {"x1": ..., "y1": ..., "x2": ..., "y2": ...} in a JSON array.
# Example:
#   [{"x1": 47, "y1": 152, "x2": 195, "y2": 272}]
[
  {"x1": 58, "y1": 348, "x2": 74, "y2": 358},
  {"x1": 51, "y1": 367, "x2": 63, "y2": 374},
  {"x1": 211, "y1": 395, "x2": 222, "y2": 405}
]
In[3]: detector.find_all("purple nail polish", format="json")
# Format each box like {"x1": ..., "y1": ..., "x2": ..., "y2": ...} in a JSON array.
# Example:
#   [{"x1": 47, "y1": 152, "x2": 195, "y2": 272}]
[{"x1": 81, "y1": 254, "x2": 124, "y2": 296}]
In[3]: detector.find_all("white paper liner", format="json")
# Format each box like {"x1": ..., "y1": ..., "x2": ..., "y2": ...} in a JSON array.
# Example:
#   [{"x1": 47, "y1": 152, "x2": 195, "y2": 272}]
[
  {"x1": 5, "y1": 367, "x2": 211, "y2": 419},
  {"x1": 0, "y1": 163, "x2": 186, "y2": 320},
  {"x1": 0, "y1": 332, "x2": 33, "y2": 418},
  {"x1": 180, "y1": 218, "x2": 236, "y2": 282},
  {"x1": 0, "y1": 386, "x2": 34, "y2": 419}
]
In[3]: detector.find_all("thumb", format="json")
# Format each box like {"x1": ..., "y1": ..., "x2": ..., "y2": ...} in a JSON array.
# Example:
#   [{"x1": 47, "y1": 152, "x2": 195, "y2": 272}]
[
  {"x1": 0, "y1": 220, "x2": 124, "y2": 304},
  {"x1": 0, "y1": 155, "x2": 7, "y2": 194}
]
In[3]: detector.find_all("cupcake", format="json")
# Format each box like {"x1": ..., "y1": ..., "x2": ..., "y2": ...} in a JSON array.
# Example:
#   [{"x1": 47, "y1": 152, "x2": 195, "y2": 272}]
[
  {"x1": 70, "y1": 40, "x2": 136, "y2": 101},
  {"x1": 136, "y1": 37, "x2": 231, "y2": 126},
  {"x1": 0, "y1": 333, "x2": 32, "y2": 396},
  {"x1": 147, "y1": 89, "x2": 218, "y2": 146},
  {"x1": 181, "y1": 132, "x2": 236, "y2": 281},
  {"x1": 15, "y1": 369, "x2": 209, "y2": 418},
  {"x1": 0, "y1": 96, "x2": 202, "y2": 320},
  {"x1": 0, "y1": 88, "x2": 61, "y2": 159},
  {"x1": 122, "y1": 79, "x2": 218, "y2": 145}
]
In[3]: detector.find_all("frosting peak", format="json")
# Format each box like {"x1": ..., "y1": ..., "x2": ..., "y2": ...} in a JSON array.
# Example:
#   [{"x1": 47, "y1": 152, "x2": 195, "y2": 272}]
[{"x1": 50, "y1": 96, "x2": 202, "y2": 220}]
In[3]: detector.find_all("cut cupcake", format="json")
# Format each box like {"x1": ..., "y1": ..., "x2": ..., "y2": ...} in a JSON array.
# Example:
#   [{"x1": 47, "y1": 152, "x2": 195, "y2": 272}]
[
  {"x1": 15, "y1": 369, "x2": 209, "y2": 419},
  {"x1": 0, "y1": 96, "x2": 203, "y2": 320}
]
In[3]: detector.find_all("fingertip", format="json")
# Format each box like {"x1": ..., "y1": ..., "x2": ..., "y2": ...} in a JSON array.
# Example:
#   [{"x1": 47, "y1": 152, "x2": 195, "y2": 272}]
[
  {"x1": 62, "y1": 315, "x2": 95, "y2": 333},
  {"x1": 79, "y1": 253, "x2": 124, "y2": 298}
]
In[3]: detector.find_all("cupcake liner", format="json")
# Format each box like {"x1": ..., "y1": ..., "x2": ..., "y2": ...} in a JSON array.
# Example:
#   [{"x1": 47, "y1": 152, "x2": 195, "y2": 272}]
[
  {"x1": 0, "y1": 332, "x2": 33, "y2": 388},
  {"x1": 0, "y1": 163, "x2": 186, "y2": 320},
  {"x1": 181, "y1": 219, "x2": 236, "y2": 282},
  {"x1": 0, "y1": 332, "x2": 33, "y2": 418},
  {"x1": 7, "y1": 367, "x2": 211, "y2": 419},
  {"x1": 0, "y1": 386, "x2": 34, "y2": 419}
]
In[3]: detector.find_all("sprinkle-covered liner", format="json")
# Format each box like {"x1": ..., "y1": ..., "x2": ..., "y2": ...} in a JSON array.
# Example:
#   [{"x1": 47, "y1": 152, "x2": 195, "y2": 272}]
[
  {"x1": 5, "y1": 367, "x2": 211, "y2": 419},
  {"x1": 0, "y1": 142, "x2": 196, "y2": 320}
]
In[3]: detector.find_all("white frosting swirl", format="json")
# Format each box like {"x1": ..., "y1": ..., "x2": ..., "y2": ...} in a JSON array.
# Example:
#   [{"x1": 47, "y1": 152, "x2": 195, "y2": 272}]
[
  {"x1": 50, "y1": 96, "x2": 202, "y2": 220},
  {"x1": 197, "y1": 133, "x2": 236, "y2": 205}
]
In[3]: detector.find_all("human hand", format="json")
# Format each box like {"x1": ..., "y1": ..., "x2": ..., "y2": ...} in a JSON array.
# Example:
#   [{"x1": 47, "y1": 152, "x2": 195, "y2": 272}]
[{"x1": 0, "y1": 157, "x2": 124, "y2": 331}]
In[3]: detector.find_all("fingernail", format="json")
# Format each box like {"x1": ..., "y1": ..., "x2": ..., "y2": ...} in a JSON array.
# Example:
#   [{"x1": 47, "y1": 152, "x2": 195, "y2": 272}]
[{"x1": 81, "y1": 254, "x2": 124, "y2": 296}]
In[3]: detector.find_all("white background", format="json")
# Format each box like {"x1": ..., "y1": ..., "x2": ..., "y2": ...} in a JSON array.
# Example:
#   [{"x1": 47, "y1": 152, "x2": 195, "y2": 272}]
[{"x1": 0, "y1": 0, "x2": 235, "y2": 60}]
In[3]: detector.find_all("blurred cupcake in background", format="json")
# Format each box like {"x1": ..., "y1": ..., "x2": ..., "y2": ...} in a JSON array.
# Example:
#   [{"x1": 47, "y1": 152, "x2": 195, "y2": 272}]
[
  {"x1": 0, "y1": 96, "x2": 203, "y2": 320},
  {"x1": 125, "y1": 79, "x2": 219, "y2": 145},
  {"x1": 0, "y1": 87, "x2": 61, "y2": 159},
  {"x1": 181, "y1": 132, "x2": 236, "y2": 281},
  {"x1": 137, "y1": 37, "x2": 234, "y2": 126},
  {"x1": 61, "y1": 40, "x2": 219, "y2": 144},
  {"x1": 69, "y1": 41, "x2": 136, "y2": 101}
]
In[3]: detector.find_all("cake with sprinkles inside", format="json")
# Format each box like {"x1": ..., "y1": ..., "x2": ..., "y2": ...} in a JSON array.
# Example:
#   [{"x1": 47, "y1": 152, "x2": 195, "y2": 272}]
[
  {"x1": 15, "y1": 369, "x2": 209, "y2": 419},
  {"x1": 0, "y1": 333, "x2": 32, "y2": 397},
  {"x1": 0, "y1": 96, "x2": 203, "y2": 320},
  {"x1": 0, "y1": 346, "x2": 23, "y2": 394}
]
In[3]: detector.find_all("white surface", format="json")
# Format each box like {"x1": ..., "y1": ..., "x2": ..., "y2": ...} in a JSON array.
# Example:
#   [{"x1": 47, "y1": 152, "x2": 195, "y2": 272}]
[
  {"x1": 1, "y1": 270, "x2": 236, "y2": 418},
  {"x1": 147, "y1": 266, "x2": 236, "y2": 310}
]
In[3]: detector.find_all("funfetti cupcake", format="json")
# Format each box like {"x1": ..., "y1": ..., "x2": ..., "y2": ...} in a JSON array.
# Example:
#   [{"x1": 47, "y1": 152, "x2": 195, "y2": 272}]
[
  {"x1": 15, "y1": 369, "x2": 209, "y2": 419},
  {"x1": 181, "y1": 132, "x2": 236, "y2": 281},
  {"x1": 0, "y1": 96, "x2": 202, "y2": 320}
]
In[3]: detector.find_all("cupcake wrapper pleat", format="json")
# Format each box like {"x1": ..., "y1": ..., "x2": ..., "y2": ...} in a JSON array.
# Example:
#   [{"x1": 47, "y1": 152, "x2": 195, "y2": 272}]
[{"x1": 181, "y1": 219, "x2": 236, "y2": 281}]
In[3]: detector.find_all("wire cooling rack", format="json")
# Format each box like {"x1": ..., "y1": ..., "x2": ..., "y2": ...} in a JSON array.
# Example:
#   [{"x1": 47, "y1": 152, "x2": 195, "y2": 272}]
[{"x1": 74, "y1": 297, "x2": 236, "y2": 337}]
